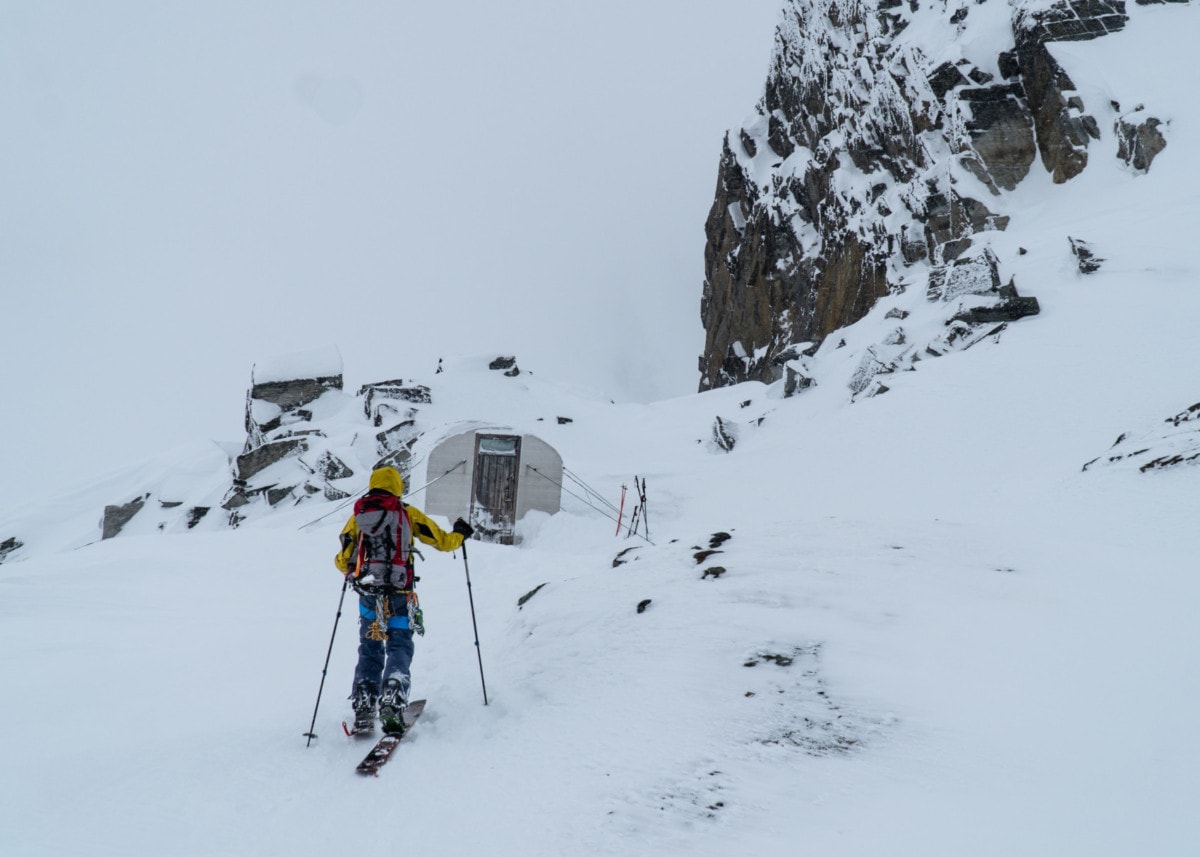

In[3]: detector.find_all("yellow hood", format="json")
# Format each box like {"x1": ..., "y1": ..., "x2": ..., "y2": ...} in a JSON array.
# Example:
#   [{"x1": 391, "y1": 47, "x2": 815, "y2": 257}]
[{"x1": 368, "y1": 466, "x2": 404, "y2": 496}]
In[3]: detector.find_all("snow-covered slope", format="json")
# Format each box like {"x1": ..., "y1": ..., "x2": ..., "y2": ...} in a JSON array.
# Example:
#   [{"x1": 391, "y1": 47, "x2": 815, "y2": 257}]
[{"x1": 3, "y1": 3, "x2": 1199, "y2": 856}]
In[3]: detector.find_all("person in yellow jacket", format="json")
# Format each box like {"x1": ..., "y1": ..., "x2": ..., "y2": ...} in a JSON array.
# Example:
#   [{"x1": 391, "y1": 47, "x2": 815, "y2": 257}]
[{"x1": 335, "y1": 466, "x2": 473, "y2": 734}]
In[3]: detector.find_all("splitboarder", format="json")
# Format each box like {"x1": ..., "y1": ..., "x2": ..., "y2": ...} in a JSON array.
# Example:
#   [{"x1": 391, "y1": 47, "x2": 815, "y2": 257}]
[{"x1": 335, "y1": 466, "x2": 473, "y2": 735}]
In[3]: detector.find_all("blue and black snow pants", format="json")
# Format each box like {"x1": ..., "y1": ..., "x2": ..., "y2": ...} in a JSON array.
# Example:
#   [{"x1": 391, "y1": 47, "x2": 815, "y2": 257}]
[{"x1": 352, "y1": 591, "x2": 414, "y2": 700}]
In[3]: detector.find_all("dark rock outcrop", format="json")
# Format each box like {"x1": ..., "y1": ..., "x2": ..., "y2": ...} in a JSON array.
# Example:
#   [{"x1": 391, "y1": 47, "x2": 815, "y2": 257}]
[
  {"x1": 360, "y1": 379, "x2": 432, "y2": 426},
  {"x1": 1115, "y1": 108, "x2": 1167, "y2": 171},
  {"x1": 102, "y1": 494, "x2": 148, "y2": 539},
  {"x1": 1084, "y1": 402, "x2": 1200, "y2": 472},
  {"x1": 0, "y1": 536, "x2": 24, "y2": 563},
  {"x1": 1014, "y1": 0, "x2": 1126, "y2": 183},
  {"x1": 698, "y1": 0, "x2": 1035, "y2": 392},
  {"x1": 696, "y1": 0, "x2": 1167, "y2": 393},
  {"x1": 956, "y1": 84, "x2": 1037, "y2": 193},
  {"x1": 1069, "y1": 237, "x2": 1104, "y2": 273}
]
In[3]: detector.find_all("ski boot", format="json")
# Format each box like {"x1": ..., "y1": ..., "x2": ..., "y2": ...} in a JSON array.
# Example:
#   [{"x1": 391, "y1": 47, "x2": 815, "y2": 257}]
[
  {"x1": 351, "y1": 682, "x2": 378, "y2": 735},
  {"x1": 379, "y1": 678, "x2": 409, "y2": 736}
]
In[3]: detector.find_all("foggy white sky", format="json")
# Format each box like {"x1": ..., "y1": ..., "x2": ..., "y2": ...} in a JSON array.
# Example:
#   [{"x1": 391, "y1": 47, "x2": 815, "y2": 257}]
[{"x1": 0, "y1": 1, "x2": 781, "y2": 506}]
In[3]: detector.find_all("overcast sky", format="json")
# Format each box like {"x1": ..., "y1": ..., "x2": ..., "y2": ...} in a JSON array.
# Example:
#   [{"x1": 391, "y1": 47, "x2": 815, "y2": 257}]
[{"x1": 0, "y1": 1, "x2": 781, "y2": 506}]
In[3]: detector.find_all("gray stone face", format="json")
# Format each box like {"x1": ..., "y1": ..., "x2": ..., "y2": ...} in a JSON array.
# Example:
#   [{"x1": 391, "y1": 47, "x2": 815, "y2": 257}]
[
  {"x1": 235, "y1": 437, "x2": 308, "y2": 482},
  {"x1": 249, "y1": 376, "x2": 342, "y2": 411},
  {"x1": 102, "y1": 494, "x2": 148, "y2": 540},
  {"x1": 359, "y1": 380, "x2": 432, "y2": 426},
  {"x1": 0, "y1": 536, "x2": 24, "y2": 563},
  {"x1": 956, "y1": 84, "x2": 1037, "y2": 192},
  {"x1": 1015, "y1": 1, "x2": 1126, "y2": 184},
  {"x1": 1069, "y1": 237, "x2": 1104, "y2": 273},
  {"x1": 1116, "y1": 111, "x2": 1167, "y2": 171}
]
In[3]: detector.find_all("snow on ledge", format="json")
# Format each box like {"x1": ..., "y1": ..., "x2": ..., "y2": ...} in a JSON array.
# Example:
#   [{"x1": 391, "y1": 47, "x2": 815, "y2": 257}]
[{"x1": 251, "y1": 346, "x2": 343, "y2": 384}]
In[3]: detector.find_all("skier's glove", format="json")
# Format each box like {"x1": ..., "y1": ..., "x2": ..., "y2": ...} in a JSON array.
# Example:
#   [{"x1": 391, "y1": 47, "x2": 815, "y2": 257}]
[{"x1": 452, "y1": 518, "x2": 474, "y2": 538}]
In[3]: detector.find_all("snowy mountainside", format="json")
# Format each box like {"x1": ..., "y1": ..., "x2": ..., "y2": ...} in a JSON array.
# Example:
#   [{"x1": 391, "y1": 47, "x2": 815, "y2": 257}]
[
  {"x1": 3, "y1": 317, "x2": 1198, "y2": 855},
  {"x1": 3, "y1": 5, "x2": 1200, "y2": 856}
]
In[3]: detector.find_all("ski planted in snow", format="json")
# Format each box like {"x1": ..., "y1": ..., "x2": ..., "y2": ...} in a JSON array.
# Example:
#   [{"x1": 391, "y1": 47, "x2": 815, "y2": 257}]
[{"x1": 355, "y1": 699, "x2": 426, "y2": 776}]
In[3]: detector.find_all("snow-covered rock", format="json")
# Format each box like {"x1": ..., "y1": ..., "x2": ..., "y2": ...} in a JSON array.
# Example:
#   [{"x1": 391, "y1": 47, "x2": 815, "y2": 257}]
[{"x1": 698, "y1": 0, "x2": 1182, "y2": 396}]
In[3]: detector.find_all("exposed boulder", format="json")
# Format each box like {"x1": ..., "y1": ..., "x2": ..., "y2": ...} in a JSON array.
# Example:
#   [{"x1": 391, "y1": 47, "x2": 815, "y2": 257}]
[
  {"x1": 360, "y1": 379, "x2": 432, "y2": 426},
  {"x1": 235, "y1": 436, "x2": 308, "y2": 483},
  {"x1": 489, "y1": 356, "x2": 521, "y2": 377},
  {"x1": 1115, "y1": 107, "x2": 1167, "y2": 171},
  {"x1": 711, "y1": 417, "x2": 739, "y2": 453},
  {"x1": 0, "y1": 536, "x2": 24, "y2": 563},
  {"x1": 102, "y1": 494, "x2": 148, "y2": 540},
  {"x1": 955, "y1": 84, "x2": 1037, "y2": 193},
  {"x1": 1069, "y1": 237, "x2": 1104, "y2": 273}
]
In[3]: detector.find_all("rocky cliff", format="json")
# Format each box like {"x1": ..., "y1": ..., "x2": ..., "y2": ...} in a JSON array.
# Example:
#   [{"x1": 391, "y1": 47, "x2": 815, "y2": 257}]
[{"x1": 699, "y1": 0, "x2": 1172, "y2": 393}]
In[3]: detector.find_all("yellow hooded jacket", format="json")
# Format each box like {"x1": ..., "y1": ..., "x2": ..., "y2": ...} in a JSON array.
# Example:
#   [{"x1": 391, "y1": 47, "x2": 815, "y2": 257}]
[{"x1": 334, "y1": 466, "x2": 464, "y2": 575}]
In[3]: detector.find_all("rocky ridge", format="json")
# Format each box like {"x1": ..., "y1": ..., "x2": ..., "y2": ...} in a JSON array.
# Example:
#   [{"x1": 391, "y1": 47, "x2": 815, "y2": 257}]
[{"x1": 699, "y1": 0, "x2": 1175, "y2": 396}]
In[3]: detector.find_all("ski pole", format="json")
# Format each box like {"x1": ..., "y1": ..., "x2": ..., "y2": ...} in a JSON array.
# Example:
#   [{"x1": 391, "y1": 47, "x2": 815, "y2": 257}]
[
  {"x1": 460, "y1": 542, "x2": 489, "y2": 706},
  {"x1": 638, "y1": 476, "x2": 649, "y2": 541},
  {"x1": 304, "y1": 573, "x2": 351, "y2": 746}
]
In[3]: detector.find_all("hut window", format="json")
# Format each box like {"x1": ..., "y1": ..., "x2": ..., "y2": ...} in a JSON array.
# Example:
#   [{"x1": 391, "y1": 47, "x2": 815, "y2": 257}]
[{"x1": 478, "y1": 436, "x2": 519, "y2": 455}]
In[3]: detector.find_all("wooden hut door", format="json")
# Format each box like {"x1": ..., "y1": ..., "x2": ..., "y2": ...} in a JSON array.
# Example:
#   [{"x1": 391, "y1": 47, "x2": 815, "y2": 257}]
[{"x1": 470, "y1": 434, "x2": 521, "y2": 544}]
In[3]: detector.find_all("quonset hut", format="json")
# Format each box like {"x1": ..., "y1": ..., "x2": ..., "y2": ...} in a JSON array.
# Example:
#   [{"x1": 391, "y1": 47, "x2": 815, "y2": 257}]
[{"x1": 421, "y1": 424, "x2": 562, "y2": 545}]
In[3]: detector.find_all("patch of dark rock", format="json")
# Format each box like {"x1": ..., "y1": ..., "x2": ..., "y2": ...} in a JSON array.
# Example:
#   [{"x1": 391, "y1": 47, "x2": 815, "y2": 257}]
[
  {"x1": 324, "y1": 485, "x2": 351, "y2": 501},
  {"x1": 266, "y1": 485, "x2": 296, "y2": 506},
  {"x1": 1116, "y1": 112, "x2": 1167, "y2": 171},
  {"x1": 783, "y1": 361, "x2": 817, "y2": 398},
  {"x1": 373, "y1": 448, "x2": 412, "y2": 474},
  {"x1": 316, "y1": 451, "x2": 354, "y2": 481},
  {"x1": 613, "y1": 547, "x2": 641, "y2": 568},
  {"x1": 236, "y1": 437, "x2": 308, "y2": 482},
  {"x1": 221, "y1": 487, "x2": 250, "y2": 510},
  {"x1": 739, "y1": 128, "x2": 757, "y2": 158},
  {"x1": 1167, "y1": 403, "x2": 1200, "y2": 427},
  {"x1": 928, "y1": 61, "x2": 972, "y2": 100},
  {"x1": 952, "y1": 296, "x2": 1041, "y2": 325},
  {"x1": 0, "y1": 536, "x2": 24, "y2": 563},
  {"x1": 1019, "y1": 0, "x2": 1128, "y2": 44},
  {"x1": 376, "y1": 420, "x2": 419, "y2": 457},
  {"x1": 102, "y1": 494, "x2": 149, "y2": 540},
  {"x1": 489, "y1": 356, "x2": 521, "y2": 376},
  {"x1": 708, "y1": 532, "x2": 732, "y2": 549},
  {"x1": 1069, "y1": 237, "x2": 1104, "y2": 273},
  {"x1": 928, "y1": 247, "x2": 1001, "y2": 301},
  {"x1": 712, "y1": 416, "x2": 737, "y2": 452},
  {"x1": 250, "y1": 375, "x2": 342, "y2": 411},
  {"x1": 744, "y1": 651, "x2": 795, "y2": 667},
  {"x1": 1140, "y1": 453, "x2": 1200, "y2": 472},
  {"x1": 957, "y1": 84, "x2": 1037, "y2": 192},
  {"x1": 517, "y1": 583, "x2": 548, "y2": 609}
]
